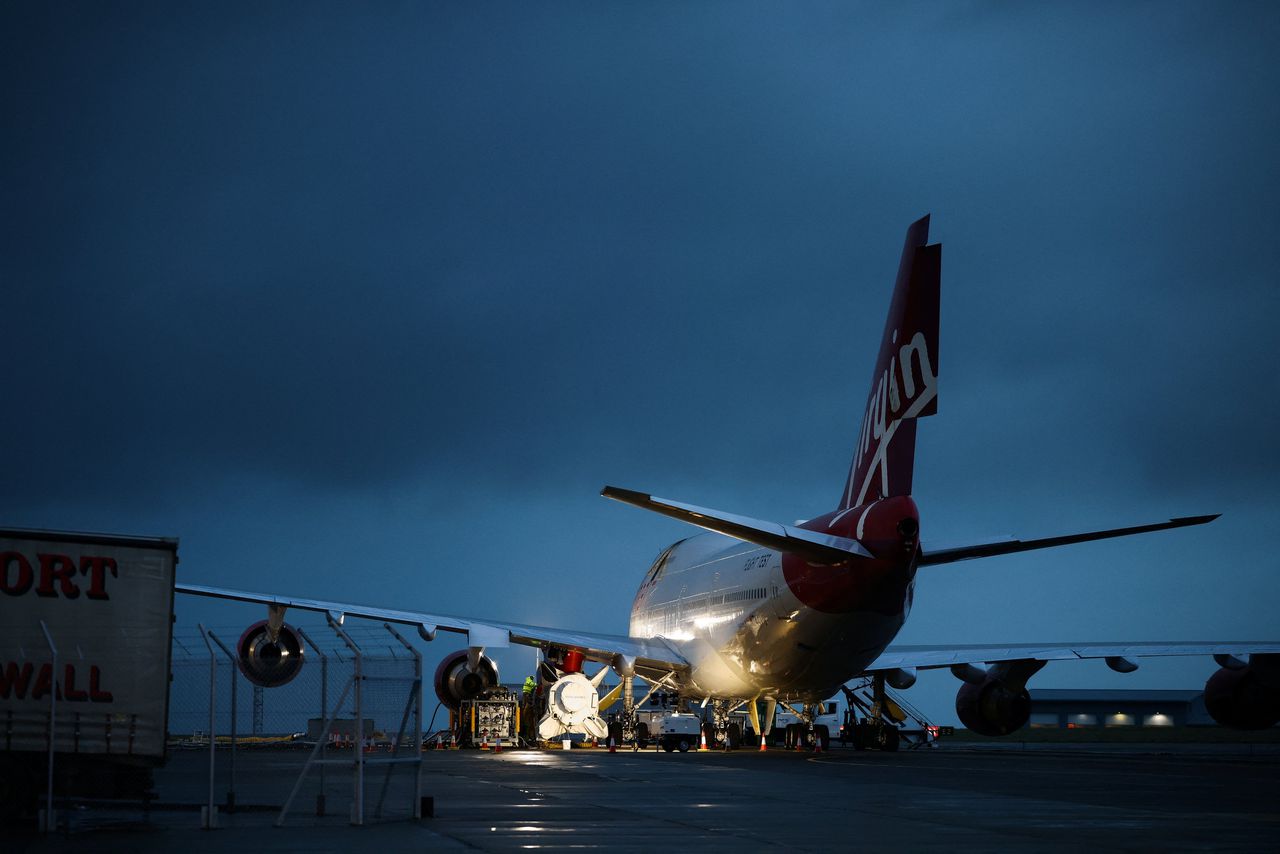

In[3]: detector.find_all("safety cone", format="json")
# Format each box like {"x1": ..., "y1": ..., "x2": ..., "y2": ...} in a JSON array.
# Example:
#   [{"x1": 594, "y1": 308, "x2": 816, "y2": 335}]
[
  {"x1": 494, "y1": 737, "x2": 502, "y2": 754},
  {"x1": 759, "y1": 741, "x2": 767, "y2": 752},
  {"x1": 608, "y1": 737, "x2": 616, "y2": 754},
  {"x1": 698, "y1": 730, "x2": 710, "y2": 752},
  {"x1": 813, "y1": 736, "x2": 823, "y2": 754}
]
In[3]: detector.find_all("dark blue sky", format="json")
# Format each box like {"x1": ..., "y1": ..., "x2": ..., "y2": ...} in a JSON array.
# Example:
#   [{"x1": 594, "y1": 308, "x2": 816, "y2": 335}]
[{"x1": 4, "y1": 2, "x2": 1278, "y2": 722}]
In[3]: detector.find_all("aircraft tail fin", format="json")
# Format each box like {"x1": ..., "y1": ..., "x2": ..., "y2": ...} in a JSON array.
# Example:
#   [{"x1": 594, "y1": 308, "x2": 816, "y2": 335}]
[{"x1": 840, "y1": 215, "x2": 941, "y2": 509}]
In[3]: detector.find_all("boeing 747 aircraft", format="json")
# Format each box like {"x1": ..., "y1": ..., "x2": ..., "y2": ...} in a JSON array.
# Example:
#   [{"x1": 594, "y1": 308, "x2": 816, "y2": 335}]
[{"x1": 178, "y1": 216, "x2": 1279, "y2": 747}]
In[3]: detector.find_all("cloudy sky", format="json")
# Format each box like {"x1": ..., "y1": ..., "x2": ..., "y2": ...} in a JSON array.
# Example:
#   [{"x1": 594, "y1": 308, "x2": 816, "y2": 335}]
[{"x1": 5, "y1": 2, "x2": 1278, "y2": 722}]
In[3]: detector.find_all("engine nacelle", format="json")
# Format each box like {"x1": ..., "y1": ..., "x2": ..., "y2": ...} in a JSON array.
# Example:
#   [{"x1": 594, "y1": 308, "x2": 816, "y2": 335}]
[
  {"x1": 237, "y1": 620, "x2": 305, "y2": 688},
  {"x1": 536, "y1": 672, "x2": 609, "y2": 741},
  {"x1": 1204, "y1": 657, "x2": 1280, "y2": 730},
  {"x1": 434, "y1": 649, "x2": 499, "y2": 710},
  {"x1": 955, "y1": 677, "x2": 1031, "y2": 736}
]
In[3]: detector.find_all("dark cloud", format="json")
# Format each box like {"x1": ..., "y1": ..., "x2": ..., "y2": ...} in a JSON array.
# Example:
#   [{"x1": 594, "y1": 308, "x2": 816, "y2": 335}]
[{"x1": 3, "y1": 2, "x2": 1277, "y2": 719}]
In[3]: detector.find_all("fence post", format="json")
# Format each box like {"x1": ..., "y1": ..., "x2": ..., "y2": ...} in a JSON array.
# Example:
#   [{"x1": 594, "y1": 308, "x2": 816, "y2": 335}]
[
  {"x1": 381, "y1": 623, "x2": 423, "y2": 819},
  {"x1": 198, "y1": 624, "x2": 218, "y2": 829},
  {"x1": 295, "y1": 627, "x2": 329, "y2": 816},
  {"x1": 38, "y1": 621, "x2": 57, "y2": 833},
  {"x1": 206, "y1": 631, "x2": 238, "y2": 812},
  {"x1": 327, "y1": 614, "x2": 363, "y2": 825}
]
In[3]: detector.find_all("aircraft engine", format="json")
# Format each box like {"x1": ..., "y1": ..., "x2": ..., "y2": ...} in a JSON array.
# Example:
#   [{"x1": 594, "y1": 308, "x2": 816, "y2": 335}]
[
  {"x1": 536, "y1": 672, "x2": 609, "y2": 741},
  {"x1": 237, "y1": 619, "x2": 305, "y2": 688},
  {"x1": 955, "y1": 677, "x2": 1031, "y2": 736},
  {"x1": 434, "y1": 649, "x2": 499, "y2": 710},
  {"x1": 1204, "y1": 655, "x2": 1280, "y2": 730}
]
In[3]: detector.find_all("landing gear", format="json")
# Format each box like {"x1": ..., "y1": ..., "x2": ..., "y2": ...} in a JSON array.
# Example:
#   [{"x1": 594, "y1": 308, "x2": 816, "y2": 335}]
[
  {"x1": 844, "y1": 674, "x2": 904, "y2": 752},
  {"x1": 710, "y1": 699, "x2": 730, "y2": 749}
]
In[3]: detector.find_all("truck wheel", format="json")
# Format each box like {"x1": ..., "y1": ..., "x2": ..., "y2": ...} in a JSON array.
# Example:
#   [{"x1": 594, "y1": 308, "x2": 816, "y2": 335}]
[
  {"x1": 663, "y1": 739, "x2": 675, "y2": 753},
  {"x1": 677, "y1": 738, "x2": 692, "y2": 752},
  {"x1": 877, "y1": 726, "x2": 901, "y2": 752}
]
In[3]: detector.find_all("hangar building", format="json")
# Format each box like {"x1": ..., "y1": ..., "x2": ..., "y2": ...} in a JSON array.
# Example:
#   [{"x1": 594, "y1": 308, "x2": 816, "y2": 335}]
[{"x1": 1028, "y1": 689, "x2": 1211, "y2": 728}]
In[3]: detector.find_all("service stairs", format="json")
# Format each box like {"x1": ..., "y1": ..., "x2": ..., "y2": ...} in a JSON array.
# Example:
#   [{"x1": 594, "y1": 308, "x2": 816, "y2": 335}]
[{"x1": 841, "y1": 677, "x2": 936, "y2": 749}]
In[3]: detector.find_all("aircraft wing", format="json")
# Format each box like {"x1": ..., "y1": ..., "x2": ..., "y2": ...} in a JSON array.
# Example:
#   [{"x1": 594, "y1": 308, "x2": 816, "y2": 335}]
[
  {"x1": 174, "y1": 583, "x2": 690, "y2": 673},
  {"x1": 866, "y1": 640, "x2": 1280, "y2": 673},
  {"x1": 918, "y1": 514, "x2": 1219, "y2": 566}
]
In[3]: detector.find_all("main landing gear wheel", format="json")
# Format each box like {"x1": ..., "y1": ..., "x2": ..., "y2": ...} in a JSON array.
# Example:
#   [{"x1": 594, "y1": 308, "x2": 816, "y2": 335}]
[{"x1": 726, "y1": 722, "x2": 742, "y2": 750}]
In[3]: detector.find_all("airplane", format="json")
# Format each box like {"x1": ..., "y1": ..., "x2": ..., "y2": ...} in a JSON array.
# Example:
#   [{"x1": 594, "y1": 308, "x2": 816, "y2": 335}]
[{"x1": 177, "y1": 215, "x2": 1280, "y2": 749}]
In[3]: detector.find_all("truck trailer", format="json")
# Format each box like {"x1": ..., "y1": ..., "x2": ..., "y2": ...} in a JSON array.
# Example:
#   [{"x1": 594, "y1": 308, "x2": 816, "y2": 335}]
[{"x1": 0, "y1": 528, "x2": 177, "y2": 821}]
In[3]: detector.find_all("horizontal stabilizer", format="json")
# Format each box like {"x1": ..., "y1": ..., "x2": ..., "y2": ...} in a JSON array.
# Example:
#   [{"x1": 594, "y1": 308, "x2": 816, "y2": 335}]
[
  {"x1": 919, "y1": 514, "x2": 1219, "y2": 566},
  {"x1": 601, "y1": 486, "x2": 872, "y2": 564}
]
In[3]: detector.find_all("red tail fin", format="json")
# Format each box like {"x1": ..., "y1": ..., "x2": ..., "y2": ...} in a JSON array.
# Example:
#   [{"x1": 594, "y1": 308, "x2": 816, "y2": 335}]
[{"x1": 840, "y1": 215, "x2": 940, "y2": 509}]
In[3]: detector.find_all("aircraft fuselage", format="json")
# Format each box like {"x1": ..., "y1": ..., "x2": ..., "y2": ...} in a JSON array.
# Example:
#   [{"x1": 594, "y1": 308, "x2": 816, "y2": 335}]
[{"x1": 629, "y1": 495, "x2": 920, "y2": 701}]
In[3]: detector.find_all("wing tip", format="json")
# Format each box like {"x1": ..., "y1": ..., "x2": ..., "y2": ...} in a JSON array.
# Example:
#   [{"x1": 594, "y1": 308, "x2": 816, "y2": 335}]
[
  {"x1": 1172, "y1": 513, "x2": 1221, "y2": 526},
  {"x1": 601, "y1": 485, "x2": 650, "y2": 504}
]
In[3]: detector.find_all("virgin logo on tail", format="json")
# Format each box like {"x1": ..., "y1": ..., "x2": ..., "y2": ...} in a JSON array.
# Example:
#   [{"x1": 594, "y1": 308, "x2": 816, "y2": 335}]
[
  {"x1": 848, "y1": 329, "x2": 937, "y2": 507},
  {"x1": 837, "y1": 215, "x2": 940, "y2": 511}
]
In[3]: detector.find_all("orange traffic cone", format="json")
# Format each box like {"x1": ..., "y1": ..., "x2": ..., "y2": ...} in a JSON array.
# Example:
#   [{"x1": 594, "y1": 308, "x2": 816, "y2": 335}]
[
  {"x1": 813, "y1": 735, "x2": 823, "y2": 754},
  {"x1": 698, "y1": 730, "x2": 710, "y2": 752},
  {"x1": 608, "y1": 737, "x2": 617, "y2": 754},
  {"x1": 494, "y1": 737, "x2": 502, "y2": 753},
  {"x1": 759, "y1": 740, "x2": 767, "y2": 752}
]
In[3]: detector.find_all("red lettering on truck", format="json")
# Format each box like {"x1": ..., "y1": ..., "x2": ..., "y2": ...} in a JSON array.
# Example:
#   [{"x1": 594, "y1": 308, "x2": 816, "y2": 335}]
[
  {"x1": 0, "y1": 661, "x2": 35, "y2": 698},
  {"x1": 0, "y1": 552, "x2": 116, "y2": 599},
  {"x1": 1, "y1": 551, "x2": 34, "y2": 596},
  {"x1": 36, "y1": 553, "x2": 80, "y2": 598},
  {"x1": 79, "y1": 555, "x2": 117, "y2": 600},
  {"x1": 0, "y1": 661, "x2": 113, "y2": 702}
]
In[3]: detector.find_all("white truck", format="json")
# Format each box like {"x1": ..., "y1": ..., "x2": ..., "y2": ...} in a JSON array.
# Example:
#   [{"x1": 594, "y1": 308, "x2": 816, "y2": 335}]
[
  {"x1": 0, "y1": 528, "x2": 178, "y2": 819},
  {"x1": 636, "y1": 709, "x2": 702, "y2": 752}
]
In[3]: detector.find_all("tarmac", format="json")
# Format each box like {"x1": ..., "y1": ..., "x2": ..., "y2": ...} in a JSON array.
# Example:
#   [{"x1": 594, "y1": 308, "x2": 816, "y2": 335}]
[{"x1": 15, "y1": 742, "x2": 1280, "y2": 852}]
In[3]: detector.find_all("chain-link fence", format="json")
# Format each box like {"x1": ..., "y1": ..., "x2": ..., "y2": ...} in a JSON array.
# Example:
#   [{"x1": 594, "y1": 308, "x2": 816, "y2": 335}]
[{"x1": 168, "y1": 620, "x2": 422, "y2": 826}]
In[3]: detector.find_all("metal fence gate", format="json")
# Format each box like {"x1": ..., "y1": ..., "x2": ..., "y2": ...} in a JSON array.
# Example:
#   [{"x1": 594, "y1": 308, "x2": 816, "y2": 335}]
[{"x1": 168, "y1": 619, "x2": 423, "y2": 827}]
